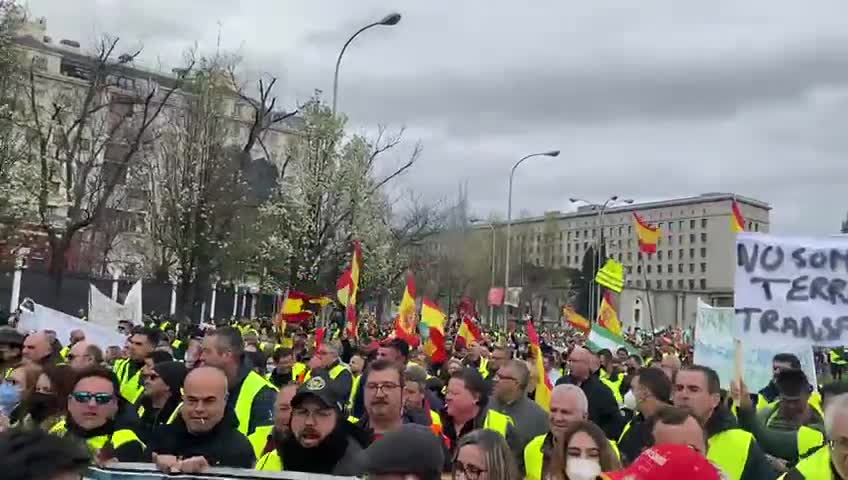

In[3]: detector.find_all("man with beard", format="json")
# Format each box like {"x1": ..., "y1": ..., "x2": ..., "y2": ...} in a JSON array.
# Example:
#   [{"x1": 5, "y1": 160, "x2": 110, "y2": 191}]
[
  {"x1": 255, "y1": 373, "x2": 368, "y2": 475},
  {"x1": 349, "y1": 359, "x2": 429, "y2": 442},
  {"x1": 148, "y1": 367, "x2": 255, "y2": 473},
  {"x1": 248, "y1": 383, "x2": 298, "y2": 459}
]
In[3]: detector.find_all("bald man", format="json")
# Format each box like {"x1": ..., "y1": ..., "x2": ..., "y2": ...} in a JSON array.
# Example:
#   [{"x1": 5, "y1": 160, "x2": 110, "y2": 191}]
[
  {"x1": 22, "y1": 331, "x2": 59, "y2": 366},
  {"x1": 149, "y1": 367, "x2": 255, "y2": 473},
  {"x1": 68, "y1": 341, "x2": 101, "y2": 371},
  {"x1": 556, "y1": 346, "x2": 623, "y2": 439}
]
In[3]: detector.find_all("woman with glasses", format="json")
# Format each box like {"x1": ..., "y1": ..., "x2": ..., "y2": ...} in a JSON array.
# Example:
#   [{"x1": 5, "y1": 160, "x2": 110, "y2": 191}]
[
  {"x1": 452, "y1": 429, "x2": 519, "y2": 480},
  {"x1": 548, "y1": 421, "x2": 620, "y2": 480}
]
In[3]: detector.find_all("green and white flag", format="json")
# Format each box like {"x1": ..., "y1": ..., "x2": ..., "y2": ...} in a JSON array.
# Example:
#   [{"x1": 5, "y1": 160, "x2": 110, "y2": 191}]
[{"x1": 586, "y1": 323, "x2": 638, "y2": 355}]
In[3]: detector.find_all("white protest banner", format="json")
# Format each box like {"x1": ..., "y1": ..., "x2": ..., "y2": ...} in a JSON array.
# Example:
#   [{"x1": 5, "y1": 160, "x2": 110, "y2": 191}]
[
  {"x1": 694, "y1": 300, "x2": 817, "y2": 390},
  {"x1": 735, "y1": 232, "x2": 848, "y2": 347},
  {"x1": 19, "y1": 300, "x2": 126, "y2": 349},
  {"x1": 89, "y1": 281, "x2": 143, "y2": 327}
]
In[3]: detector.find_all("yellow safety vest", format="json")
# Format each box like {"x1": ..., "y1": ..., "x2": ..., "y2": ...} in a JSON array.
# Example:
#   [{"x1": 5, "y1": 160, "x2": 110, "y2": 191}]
[
  {"x1": 707, "y1": 429, "x2": 753, "y2": 480},
  {"x1": 798, "y1": 425, "x2": 825, "y2": 458},
  {"x1": 301, "y1": 363, "x2": 349, "y2": 384},
  {"x1": 348, "y1": 374, "x2": 361, "y2": 411},
  {"x1": 136, "y1": 403, "x2": 181, "y2": 425},
  {"x1": 618, "y1": 419, "x2": 633, "y2": 443},
  {"x1": 247, "y1": 424, "x2": 274, "y2": 460},
  {"x1": 115, "y1": 361, "x2": 144, "y2": 404},
  {"x1": 159, "y1": 321, "x2": 171, "y2": 332},
  {"x1": 778, "y1": 445, "x2": 832, "y2": 480},
  {"x1": 60, "y1": 346, "x2": 70, "y2": 360},
  {"x1": 524, "y1": 433, "x2": 620, "y2": 480},
  {"x1": 49, "y1": 419, "x2": 145, "y2": 456},
  {"x1": 482, "y1": 409, "x2": 513, "y2": 436},
  {"x1": 255, "y1": 450, "x2": 284, "y2": 470},
  {"x1": 600, "y1": 376, "x2": 624, "y2": 406},
  {"x1": 171, "y1": 339, "x2": 183, "y2": 350},
  {"x1": 234, "y1": 371, "x2": 278, "y2": 435},
  {"x1": 830, "y1": 350, "x2": 847, "y2": 365},
  {"x1": 479, "y1": 358, "x2": 490, "y2": 379}
]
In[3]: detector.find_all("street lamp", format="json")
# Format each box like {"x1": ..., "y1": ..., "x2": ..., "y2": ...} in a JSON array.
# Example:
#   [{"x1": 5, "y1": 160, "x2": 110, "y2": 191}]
[
  {"x1": 470, "y1": 218, "x2": 497, "y2": 326},
  {"x1": 504, "y1": 150, "x2": 560, "y2": 330},
  {"x1": 570, "y1": 196, "x2": 634, "y2": 321},
  {"x1": 332, "y1": 12, "x2": 402, "y2": 115}
]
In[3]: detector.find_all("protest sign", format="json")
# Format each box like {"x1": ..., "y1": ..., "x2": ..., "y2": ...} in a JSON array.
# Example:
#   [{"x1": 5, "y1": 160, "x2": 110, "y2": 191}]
[
  {"x1": 89, "y1": 281, "x2": 143, "y2": 327},
  {"x1": 18, "y1": 300, "x2": 126, "y2": 349},
  {"x1": 695, "y1": 300, "x2": 816, "y2": 391},
  {"x1": 735, "y1": 232, "x2": 848, "y2": 347}
]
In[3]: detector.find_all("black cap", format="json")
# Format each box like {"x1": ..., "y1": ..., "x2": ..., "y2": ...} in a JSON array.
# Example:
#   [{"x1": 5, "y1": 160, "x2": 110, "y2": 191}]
[
  {"x1": 775, "y1": 368, "x2": 810, "y2": 399},
  {"x1": 360, "y1": 424, "x2": 444, "y2": 480},
  {"x1": 291, "y1": 373, "x2": 343, "y2": 411}
]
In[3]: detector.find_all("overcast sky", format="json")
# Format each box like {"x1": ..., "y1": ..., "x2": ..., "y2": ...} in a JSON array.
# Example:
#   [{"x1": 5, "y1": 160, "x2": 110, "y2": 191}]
[{"x1": 27, "y1": 0, "x2": 848, "y2": 234}]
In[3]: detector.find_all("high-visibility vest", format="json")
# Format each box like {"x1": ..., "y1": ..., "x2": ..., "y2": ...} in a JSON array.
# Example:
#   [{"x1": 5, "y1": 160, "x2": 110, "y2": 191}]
[
  {"x1": 798, "y1": 425, "x2": 825, "y2": 458},
  {"x1": 49, "y1": 419, "x2": 145, "y2": 455},
  {"x1": 233, "y1": 371, "x2": 278, "y2": 435},
  {"x1": 348, "y1": 374, "x2": 361, "y2": 411},
  {"x1": 479, "y1": 358, "x2": 490, "y2": 379},
  {"x1": 266, "y1": 362, "x2": 307, "y2": 386},
  {"x1": 524, "y1": 433, "x2": 620, "y2": 480},
  {"x1": 159, "y1": 321, "x2": 171, "y2": 332},
  {"x1": 779, "y1": 445, "x2": 832, "y2": 479},
  {"x1": 60, "y1": 346, "x2": 70, "y2": 360},
  {"x1": 707, "y1": 429, "x2": 753, "y2": 480},
  {"x1": 171, "y1": 339, "x2": 183, "y2": 350},
  {"x1": 114, "y1": 360, "x2": 144, "y2": 404},
  {"x1": 255, "y1": 450, "x2": 284, "y2": 470},
  {"x1": 618, "y1": 419, "x2": 633, "y2": 443},
  {"x1": 301, "y1": 363, "x2": 349, "y2": 387},
  {"x1": 137, "y1": 402, "x2": 180, "y2": 425},
  {"x1": 482, "y1": 409, "x2": 513, "y2": 437},
  {"x1": 830, "y1": 350, "x2": 847, "y2": 366},
  {"x1": 600, "y1": 376, "x2": 624, "y2": 406},
  {"x1": 247, "y1": 424, "x2": 274, "y2": 460}
]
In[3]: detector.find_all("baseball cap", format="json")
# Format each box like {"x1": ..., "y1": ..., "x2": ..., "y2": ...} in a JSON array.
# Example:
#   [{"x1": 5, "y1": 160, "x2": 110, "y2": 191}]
[
  {"x1": 291, "y1": 373, "x2": 343, "y2": 411},
  {"x1": 601, "y1": 444, "x2": 722, "y2": 480},
  {"x1": 359, "y1": 424, "x2": 444, "y2": 480}
]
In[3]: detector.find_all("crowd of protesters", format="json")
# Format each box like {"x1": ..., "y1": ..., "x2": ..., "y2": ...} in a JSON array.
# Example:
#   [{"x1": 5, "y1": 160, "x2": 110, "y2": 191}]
[{"x1": 0, "y1": 310, "x2": 847, "y2": 479}]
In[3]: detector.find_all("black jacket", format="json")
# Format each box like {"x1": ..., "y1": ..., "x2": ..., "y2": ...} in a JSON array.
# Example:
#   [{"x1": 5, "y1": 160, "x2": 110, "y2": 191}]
[
  {"x1": 145, "y1": 409, "x2": 255, "y2": 468},
  {"x1": 706, "y1": 406, "x2": 778, "y2": 480},
  {"x1": 617, "y1": 412, "x2": 652, "y2": 466},
  {"x1": 64, "y1": 417, "x2": 145, "y2": 463},
  {"x1": 556, "y1": 374, "x2": 624, "y2": 439}
]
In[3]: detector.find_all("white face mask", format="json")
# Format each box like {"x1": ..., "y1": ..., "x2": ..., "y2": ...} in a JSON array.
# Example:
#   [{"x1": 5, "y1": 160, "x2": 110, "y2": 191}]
[
  {"x1": 566, "y1": 457, "x2": 601, "y2": 480},
  {"x1": 623, "y1": 389, "x2": 638, "y2": 410}
]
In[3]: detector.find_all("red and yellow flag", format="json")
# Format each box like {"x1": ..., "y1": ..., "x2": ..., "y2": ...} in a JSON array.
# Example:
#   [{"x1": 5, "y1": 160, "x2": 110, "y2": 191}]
[
  {"x1": 597, "y1": 289, "x2": 622, "y2": 336},
  {"x1": 563, "y1": 305, "x2": 590, "y2": 333},
  {"x1": 278, "y1": 290, "x2": 318, "y2": 323},
  {"x1": 633, "y1": 212, "x2": 661, "y2": 254},
  {"x1": 527, "y1": 320, "x2": 552, "y2": 411},
  {"x1": 456, "y1": 317, "x2": 482, "y2": 349},
  {"x1": 731, "y1": 200, "x2": 746, "y2": 233},
  {"x1": 339, "y1": 241, "x2": 362, "y2": 338},
  {"x1": 394, "y1": 273, "x2": 419, "y2": 346},
  {"x1": 420, "y1": 298, "x2": 447, "y2": 363}
]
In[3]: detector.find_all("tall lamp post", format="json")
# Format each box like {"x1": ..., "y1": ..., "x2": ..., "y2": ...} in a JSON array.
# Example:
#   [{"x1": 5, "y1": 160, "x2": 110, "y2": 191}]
[
  {"x1": 570, "y1": 196, "x2": 633, "y2": 322},
  {"x1": 332, "y1": 12, "x2": 402, "y2": 115},
  {"x1": 471, "y1": 218, "x2": 496, "y2": 326},
  {"x1": 504, "y1": 150, "x2": 560, "y2": 330}
]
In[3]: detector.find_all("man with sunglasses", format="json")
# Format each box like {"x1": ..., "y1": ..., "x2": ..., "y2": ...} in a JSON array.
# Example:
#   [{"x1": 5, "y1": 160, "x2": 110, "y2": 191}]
[
  {"x1": 489, "y1": 359, "x2": 549, "y2": 447},
  {"x1": 136, "y1": 360, "x2": 186, "y2": 433},
  {"x1": 49, "y1": 366, "x2": 145, "y2": 463},
  {"x1": 255, "y1": 373, "x2": 368, "y2": 475}
]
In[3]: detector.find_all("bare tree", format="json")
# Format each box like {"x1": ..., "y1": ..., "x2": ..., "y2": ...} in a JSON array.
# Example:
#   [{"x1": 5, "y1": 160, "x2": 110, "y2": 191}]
[{"x1": 20, "y1": 36, "x2": 191, "y2": 290}]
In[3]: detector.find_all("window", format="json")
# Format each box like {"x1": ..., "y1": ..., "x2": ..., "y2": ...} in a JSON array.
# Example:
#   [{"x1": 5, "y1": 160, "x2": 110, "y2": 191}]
[
  {"x1": 678, "y1": 249, "x2": 684, "y2": 259},
  {"x1": 618, "y1": 226, "x2": 623, "y2": 236},
  {"x1": 637, "y1": 265, "x2": 642, "y2": 274},
  {"x1": 627, "y1": 266, "x2": 633, "y2": 274},
  {"x1": 700, "y1": 247, "x2": 707, "y2": 258},
  {"x1": 668, "y1": 235, "x2": 673, "y2": 245},
  {"x1": 689, "y1": 263, "x2": 695, "y2": 273},
  {"x1": 659, "y1": 222, "x2": 664, "y2": 230},
  {"x1": 627, "y1": 252, "x2": 632, "y2": 261},
  {"x1": 647, "y1": 265, "x2": 652, "y2": 273},
  {"x1": 700, "y1": 263, "x2": 707, "y2": 273},
  {"x1": 668, "y1": 222, "x2": 674, "y2": 232},
  {"x1": 679, "y1": 220, "x2": 684, "y2": 229},
  {"x1": 667, "y1": 279, "x2": 673, "y2": 289},
  {"x1": 668, "y1": 250, "x2": 673, "y2": 259},
  {"x1": 627, "y1": 280, "x2": 633, "y2": 288},
  {"x1": 701, "y1": 218, "x2": 708, "y2": 228},
  {"x1": 636, "y1": 279, "x2": 642, "y2": 288},
  {"x1": 575, "y1": 231, "x2": 580, "y2": 239},
  {"x1": 628, "y1": 226, "x2": 632, "y2": 235},
  {"x1": 690, "y1": 248, "x2": 695, "y2": 258},
  {"x1": 678, "y1": 264, "x2": 684, "y2": 273},
  {"x1": 656, "y1": 280, "x2": 662, "y2": 289},
  {"x1": 678, "y1": 235, "x2": 684, "y2": 244},
  {"x1": 657, "y1": 251, "x2": 663, "y2": 260},
  {"x1": 678, "y1": 279, "x2": 684, "y2": 289},
  {"x1": 566, "y1": 244, "x2": 571, "y2": 253},
  {"x1": 668, "y1": 264, "x2": 673, "y2": 273},
  {"x1": 583, "y1": 242, "x2": 588, "y2": 251},
  {"x1": 657, "y1": 265, "x2": 663, "y2": 273},
  {"x1": 690, "y1": 233, "x2": 696, "y2": 243},
  {"x1": 574, "y1": 256, "x2": 579, "y2": 264},
  {"x1": 701, "y1": 232, "x2": 707, "y2": 242},
  {"x1": 638, "y1": 252, "x2": 643, "y2": 260},
  {"x1": 754, "y1": 223, "x2": 760, "y2": 232},
  {"x1": 700, "y1": 279, "x2": 707, "y2": 289},
  {"x1": 690, "y1": 219, "x2": 696, "y2": 229},
  {"x1": 689, "y1": 279, "x2": 696, "y2": 290}
]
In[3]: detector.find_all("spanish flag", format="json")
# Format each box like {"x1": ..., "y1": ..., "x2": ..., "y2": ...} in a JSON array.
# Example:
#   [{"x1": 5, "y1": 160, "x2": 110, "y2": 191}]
[
  {"x1": 456, "y1": 317, "x2": 482, "y2": 349},
  {"x1": 597, "y1": 289, "x2": 622, "y2": 336},
  {"x1": 278, "y1": 290, "x2": 318, "y2": 323},
  {"x1": 527, "y1": 320, "x2": 552, "y2": 411},
  {"x1": 563, "y1": 305, "x2": 590, "y2": 333},
  {"x1": 731, "y1": 200, "x2": 746, "y2": 233},
  {"x1": 338, "y1": 241, "x2": 362, "y2": 338},
  {"x1": 633, "y1": 212, "x2": 661, "y2": 254},
  {"x1": 394, "y1": 273, "x2": 419, "y2": 346},
  {"x1": 420, "y1": 298, "x2": 447, "y2": 364}
]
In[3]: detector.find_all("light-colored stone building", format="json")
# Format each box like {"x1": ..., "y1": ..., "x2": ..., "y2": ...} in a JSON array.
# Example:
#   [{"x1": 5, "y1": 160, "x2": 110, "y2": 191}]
[{"x1": 470, "y1": 192, "x2": 770, "y2": 330}]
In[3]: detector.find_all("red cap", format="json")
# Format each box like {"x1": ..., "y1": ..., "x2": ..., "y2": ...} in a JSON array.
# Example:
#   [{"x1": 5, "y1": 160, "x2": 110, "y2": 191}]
[{"x1": 601, "y1": 444, "x2": 722, "y2": 480}]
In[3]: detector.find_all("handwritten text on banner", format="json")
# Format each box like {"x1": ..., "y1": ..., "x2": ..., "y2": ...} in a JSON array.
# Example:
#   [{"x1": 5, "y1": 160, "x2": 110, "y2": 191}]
[{"x1": 735, "y1": 232, "x2": 848, "y2": 346}]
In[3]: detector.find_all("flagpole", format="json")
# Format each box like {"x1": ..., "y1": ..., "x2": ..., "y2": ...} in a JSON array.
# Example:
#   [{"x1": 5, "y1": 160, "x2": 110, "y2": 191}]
[{"x1": 639, "y1": 254, "x2": 656, "y2": 334}]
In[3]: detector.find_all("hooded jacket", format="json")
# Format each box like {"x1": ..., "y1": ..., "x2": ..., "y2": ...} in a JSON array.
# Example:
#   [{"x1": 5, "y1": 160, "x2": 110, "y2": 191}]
[{"x1": 145, "y1": 408, "x2": 255, "y2": 468}]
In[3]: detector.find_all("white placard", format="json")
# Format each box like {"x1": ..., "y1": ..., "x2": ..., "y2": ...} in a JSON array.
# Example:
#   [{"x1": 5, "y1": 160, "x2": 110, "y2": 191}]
[
  {"x1": 89, "y1": 281, "x2": 143, "y2": 327},
  {"x1": 19, "y1": 300, "x2": 127, "y2": 349},
  {"x1": 735, "y1": 232, "x2": 848, "y2": 346}
]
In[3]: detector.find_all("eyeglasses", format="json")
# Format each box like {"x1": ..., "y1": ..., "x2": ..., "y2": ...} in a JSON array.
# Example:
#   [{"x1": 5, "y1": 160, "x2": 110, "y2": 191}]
[
  {"x1": 365, "y1": 382, "x2": 400, "y2": 395},
  {"x1": 70, "y1": 391, "x2": 114, "y2": 405},
  {"x1": 292, "y1": 407, "x2": 335, "y2": 421},
  {"x1": 453, "y1": 460, "x2": 487, "y2": 480}
]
